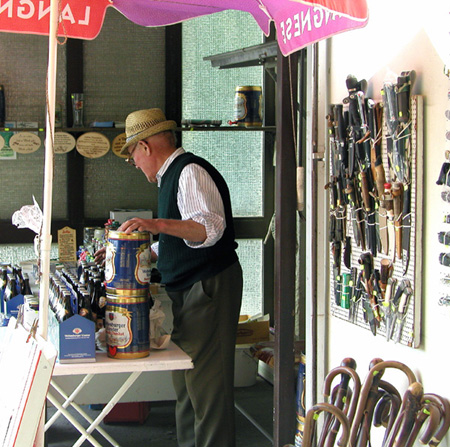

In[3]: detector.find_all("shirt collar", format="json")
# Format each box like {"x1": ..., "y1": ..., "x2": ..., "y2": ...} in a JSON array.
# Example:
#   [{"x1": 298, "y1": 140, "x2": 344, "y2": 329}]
[{"x1": 156, "y1": 147, "x2": 185, "y2": 187}]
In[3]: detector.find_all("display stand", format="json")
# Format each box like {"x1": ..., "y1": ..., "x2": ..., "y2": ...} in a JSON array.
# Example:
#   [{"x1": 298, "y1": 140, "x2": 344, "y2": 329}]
[
  {"x1": 329, "y1": 95, "x2": 423, "y2": 347},
  {"x1": 0, "y1": 317, "x2": 57, "y2": 447},
  {"x1": 45, "y1": 342, "x2": 193, "y2": 447}
]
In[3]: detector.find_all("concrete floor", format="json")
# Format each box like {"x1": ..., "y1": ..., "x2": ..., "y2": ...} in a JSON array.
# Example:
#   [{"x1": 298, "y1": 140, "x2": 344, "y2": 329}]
[{"x1": 45, "y1": 376, "x2": 274, "y2": 447}]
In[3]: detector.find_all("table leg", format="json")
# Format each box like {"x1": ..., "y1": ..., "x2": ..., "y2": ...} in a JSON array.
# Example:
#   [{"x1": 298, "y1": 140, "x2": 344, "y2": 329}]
[
  {"x1": 46, "y1": 392, "x2": 104, "y2": 447},
  {"x1": 72, "y1": 371, "x2": 142, "y2": 447},
  {"x1": 46, "y1": 377, "x2": 121, "y2": 447},
  {"x1": 46, "y1": 374, "x2": 94, "y2": 428}
]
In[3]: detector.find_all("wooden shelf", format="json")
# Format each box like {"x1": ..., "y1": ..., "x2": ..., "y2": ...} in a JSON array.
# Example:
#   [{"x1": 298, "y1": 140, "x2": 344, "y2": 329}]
[
  {"x1": 1, "y1": 126, "x2": 276, "y2": 133},
  {"x1": 178, "y1": 126, "x2": 276, "y2": 132}
]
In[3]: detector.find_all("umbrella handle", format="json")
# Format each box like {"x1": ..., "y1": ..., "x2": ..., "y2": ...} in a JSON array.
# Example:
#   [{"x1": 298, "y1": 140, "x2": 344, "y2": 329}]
[
  {"x1": 383, "y1": 382, "x2": 424, "y2": 447},
  {"x1": 422, "y1": 393, "x2": 450, "y2": 447},
  {"x1": 323, "y1": 365, "x2": 361, "y2": 421},
  {"x1": 303, "y1": 403, "x2": 350, "y2": 447}
]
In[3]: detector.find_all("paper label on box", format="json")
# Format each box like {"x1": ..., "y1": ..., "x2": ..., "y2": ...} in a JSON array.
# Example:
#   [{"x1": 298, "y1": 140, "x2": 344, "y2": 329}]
[{"x1": 59, "y1": 314, "x2": 96, "y2": 362}]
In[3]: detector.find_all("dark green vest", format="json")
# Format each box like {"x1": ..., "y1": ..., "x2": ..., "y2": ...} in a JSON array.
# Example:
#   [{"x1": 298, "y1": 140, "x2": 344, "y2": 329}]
[{"x1": 157, "y1": 152, "x2": 238, "y2": 291}]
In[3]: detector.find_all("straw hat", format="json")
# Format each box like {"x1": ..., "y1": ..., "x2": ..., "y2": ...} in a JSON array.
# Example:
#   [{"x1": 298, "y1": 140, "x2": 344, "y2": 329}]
[{"x1": 121, "y1": 108, "x2": 177, "y2": 155}]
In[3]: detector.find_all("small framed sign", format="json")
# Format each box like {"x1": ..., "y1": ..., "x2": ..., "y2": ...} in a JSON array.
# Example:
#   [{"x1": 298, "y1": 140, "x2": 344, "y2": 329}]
[{"x1": 58, "y1": 226, "x2": 77, "y2": 263}]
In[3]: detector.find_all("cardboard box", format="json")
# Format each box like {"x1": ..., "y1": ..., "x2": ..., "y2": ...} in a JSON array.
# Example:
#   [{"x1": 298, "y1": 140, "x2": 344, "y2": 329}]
[
  {"x1": 110, "y1": 209, "x2": 153, "y2": 224},
  {"x1": 47, "y1": 313, "x2": 96, "y2": 363},
  {"x1": 234, "y1": 345, "x2": 257, "y2": 387},
  {"x1": 104, "y1": 402, "x2": 151, "y2": 424},
  {"x1": 236, "y1": 314, "x2": 270, "y2": 345}
]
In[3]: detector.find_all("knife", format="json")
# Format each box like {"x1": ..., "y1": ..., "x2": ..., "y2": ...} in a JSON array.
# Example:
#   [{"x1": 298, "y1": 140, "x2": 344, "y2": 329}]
[
  {"x1": 402, "y1": 183, "x2": 411, "y2": 275},
  {"x1": 393, "y1": 285, "x2": 413, "y2": 344},
  {"x1": 383, "y1": 277, "x2": 397, "y2": 339}
]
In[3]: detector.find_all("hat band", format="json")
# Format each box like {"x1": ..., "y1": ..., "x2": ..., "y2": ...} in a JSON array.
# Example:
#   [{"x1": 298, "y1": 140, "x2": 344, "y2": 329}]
[
  {"x1": 126, "y1": 119, "x2": 166, "y2": 142},
  {"x1": 126, "y1": 131, "x2": 145, "y2": 143}
]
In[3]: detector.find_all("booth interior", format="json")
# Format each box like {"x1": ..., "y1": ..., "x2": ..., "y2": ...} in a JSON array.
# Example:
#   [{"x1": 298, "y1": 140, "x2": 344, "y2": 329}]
[{"x1": 0, "y1": 6, "x2": 311, "y2": 447}]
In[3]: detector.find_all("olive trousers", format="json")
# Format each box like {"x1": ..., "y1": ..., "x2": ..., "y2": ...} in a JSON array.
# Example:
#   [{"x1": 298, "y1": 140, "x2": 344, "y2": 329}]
[{"x1": 167, "y1": 261, "x2": 243, "y2": 447}]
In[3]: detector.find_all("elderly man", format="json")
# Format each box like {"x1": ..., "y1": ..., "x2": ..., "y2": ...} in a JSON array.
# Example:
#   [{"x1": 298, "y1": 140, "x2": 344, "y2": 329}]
[{"x1": 114, "y1": 108, "x2": 243, "y2": 447}]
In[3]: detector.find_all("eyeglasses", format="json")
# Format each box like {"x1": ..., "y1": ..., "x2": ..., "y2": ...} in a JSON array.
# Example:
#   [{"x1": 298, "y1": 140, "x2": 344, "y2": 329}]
[{"x1": 125, "y1": 144, "x2": 138, "y2": 166}]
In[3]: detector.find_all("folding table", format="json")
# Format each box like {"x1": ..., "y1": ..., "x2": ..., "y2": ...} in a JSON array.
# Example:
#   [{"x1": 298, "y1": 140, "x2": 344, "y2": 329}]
[{"x1": 44, "y1": 342, "x2": 193, "y2": 447}]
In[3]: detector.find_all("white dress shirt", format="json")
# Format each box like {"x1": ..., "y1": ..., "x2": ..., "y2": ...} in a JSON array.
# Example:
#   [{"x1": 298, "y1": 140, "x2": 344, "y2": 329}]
[{"x1": 152, "y1": 148, "x2": 226, "y2": 256}]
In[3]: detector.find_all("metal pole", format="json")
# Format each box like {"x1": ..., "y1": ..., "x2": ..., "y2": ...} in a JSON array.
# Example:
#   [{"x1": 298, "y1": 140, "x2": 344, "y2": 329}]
[
  {"x1": 38, "y1": 0, "x2": 58, "y2": 340},
  {"x1": 273, "y1": 45, "x2": 298, "y2": 447}
]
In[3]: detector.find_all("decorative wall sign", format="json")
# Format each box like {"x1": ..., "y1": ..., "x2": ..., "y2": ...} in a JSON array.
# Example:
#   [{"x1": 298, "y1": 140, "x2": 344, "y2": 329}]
[
  {"x1": 9, "y1": 132, "x2": 42, "y2": 154},
  {"x1": 111, "y1": 132, "x2": 127, "y2": 158},
  {"x1": 76, "y1": 132, "x2": 110, "y2": 158},
  {"x1": 0, "y1": 122, "x2": 17, "y2": 160},
  {"x1": 54, "y1": 132, "x2": 76, "y2": 154}
]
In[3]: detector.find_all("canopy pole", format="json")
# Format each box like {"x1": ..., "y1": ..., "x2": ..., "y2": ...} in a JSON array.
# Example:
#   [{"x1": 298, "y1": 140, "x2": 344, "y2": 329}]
[{"x1": 38, "y1": 0, "x2": 59, "y2": 340}]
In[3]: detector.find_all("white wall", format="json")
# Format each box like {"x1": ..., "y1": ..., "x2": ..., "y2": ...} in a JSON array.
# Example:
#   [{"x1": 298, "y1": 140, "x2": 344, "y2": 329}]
[{"x1": 323, "y1": 0, "x2": 450, "y2": 443}]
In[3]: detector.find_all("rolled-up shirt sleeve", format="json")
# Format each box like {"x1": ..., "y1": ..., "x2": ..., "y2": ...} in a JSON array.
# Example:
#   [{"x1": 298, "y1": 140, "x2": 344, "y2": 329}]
[{"x1": 178, "y1": 163, "x2": 226, "y2": 248}]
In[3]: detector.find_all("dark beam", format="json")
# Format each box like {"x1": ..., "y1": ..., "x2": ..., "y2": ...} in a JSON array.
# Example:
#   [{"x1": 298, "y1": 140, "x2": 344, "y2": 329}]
[
  {"x1": 66, "y1": 39, "x2": 85, "y2": 246},
  {"x1": 273, "y1": 45, "x2": 298, "y2": 447},
  {"x1": 165, "y1": 24, "x2": 182, "y2": 127}
]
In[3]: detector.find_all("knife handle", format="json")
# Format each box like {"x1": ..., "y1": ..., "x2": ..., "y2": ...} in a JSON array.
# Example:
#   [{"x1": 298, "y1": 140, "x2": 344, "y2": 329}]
[
  {"x1": 383, "y1": 183, "x2": 394, "y2": 219},
  {"x1": 379, "y1": 259, "x2": 393, "y2": 292},
  {"x1": 392, "y1": 182, "x2": 404, "y2": 259},
  {"x1": 396, "y1": 74, "x2": 411, "y2": 123},
  {"x1": 375, "y1": 163, "x2": 387, "y2": 202},
  {"x1": 360, "y1": 170, "x2": 372, "y2": 212},
  {"x1": 384, "y1": 277, "x2": 397, "y2": 306}
]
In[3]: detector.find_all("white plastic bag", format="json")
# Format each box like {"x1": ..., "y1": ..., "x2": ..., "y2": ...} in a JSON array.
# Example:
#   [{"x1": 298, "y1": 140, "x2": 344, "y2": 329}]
[{"x1": 150, "y1": 299, "x2": 170, "y2": 349}]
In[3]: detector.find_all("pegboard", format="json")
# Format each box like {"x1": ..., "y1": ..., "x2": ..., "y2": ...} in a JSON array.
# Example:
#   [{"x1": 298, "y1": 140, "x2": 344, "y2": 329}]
[
  {"x1": 328, "y1": 95, "x2": 423, "y2": 348},
  {"x1": 436, "y1": 79, "x2": 450, "y2": 308}
]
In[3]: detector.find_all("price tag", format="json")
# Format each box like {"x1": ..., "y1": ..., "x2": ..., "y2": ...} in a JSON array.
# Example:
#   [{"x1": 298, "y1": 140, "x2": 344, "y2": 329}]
[
  {"x1": 9, "y1": 132, "x2": 42, "y2": 154},
  {"x1": 54, "y1": 132, "x2": 76, "y2": 154},
  {"x1": 111, "y1": 133, "x2": 127, "y2": 158},
  {"x1": 76, "y1": 132, "x2": 110, "y2": 158}
]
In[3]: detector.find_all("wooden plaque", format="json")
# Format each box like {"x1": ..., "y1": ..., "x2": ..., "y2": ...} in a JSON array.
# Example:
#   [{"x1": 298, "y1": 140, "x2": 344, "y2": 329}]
[{"x1": 76, "y1": 132, "x2": 110, "y2": 158}]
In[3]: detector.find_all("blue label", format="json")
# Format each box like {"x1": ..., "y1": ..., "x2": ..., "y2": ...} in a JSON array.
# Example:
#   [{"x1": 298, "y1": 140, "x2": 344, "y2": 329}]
[{"x1": 59, "y1": 314, "x2": 96, "y2": 362}]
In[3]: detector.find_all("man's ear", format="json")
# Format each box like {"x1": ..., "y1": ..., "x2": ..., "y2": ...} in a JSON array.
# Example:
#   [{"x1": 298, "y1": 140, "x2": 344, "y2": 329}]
[{"x1": 142, "y1": 140, "x2": 152, "y2": 156}]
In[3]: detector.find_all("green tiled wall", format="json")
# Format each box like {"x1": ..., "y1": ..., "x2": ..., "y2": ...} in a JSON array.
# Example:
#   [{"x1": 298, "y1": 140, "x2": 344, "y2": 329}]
[{"x1": 0, "y1": 8, "x2": 165, "y2": 226}]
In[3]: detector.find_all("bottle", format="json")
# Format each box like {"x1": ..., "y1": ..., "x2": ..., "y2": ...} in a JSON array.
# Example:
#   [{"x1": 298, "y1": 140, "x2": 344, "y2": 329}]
[
  {"x1": 4, "y1": 273, "x2": 18, "y2": 303},
  {"x1": 62, "y1": 290, "x2": 74, "y2": 321},
  {"x1": 0, "y1": 266, "x2": 8, "y2": 298},
  {"x1": 79, "y1": 261, "x2": 89, "y2": 286},
  {"x1": 91, "y1": 278, "x2": 106, "y2": 330},
  {"x1": 13, "y1": 265, "x2": 24, "y2": 293},
  {"x1": 21, "y1": 273, "x2": 33, "y2": 295},
  {"x1": 78, "y1": 289, "x2": 94, "y2": 320}
]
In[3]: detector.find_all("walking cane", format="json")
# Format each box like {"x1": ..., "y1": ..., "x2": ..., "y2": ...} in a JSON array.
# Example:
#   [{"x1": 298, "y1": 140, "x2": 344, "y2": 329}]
[{"x1": 303, "y1": 403, "x2": 350, "y2": 447}]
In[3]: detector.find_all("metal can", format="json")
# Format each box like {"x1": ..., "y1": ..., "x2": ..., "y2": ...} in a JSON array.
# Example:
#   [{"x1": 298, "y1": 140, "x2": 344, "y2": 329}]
[
  {"x1": 104, "y1": 230, "x2": 151, "y2": 295},
  {"x1": 295, "y1": 354, "x2": 306, "y2": 447},
  {"x1": 234, "y1": 86, "x2": 263, "y2": 127},
  {"x1": 105, "y1": 294, "x2": 150, "y2": 359}
]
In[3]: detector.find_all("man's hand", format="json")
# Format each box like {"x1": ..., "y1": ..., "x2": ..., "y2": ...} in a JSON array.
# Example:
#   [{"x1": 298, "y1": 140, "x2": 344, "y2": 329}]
[
  {"x1": 119, "y1": 217, "x2": 207, "y2": 243},
  {"x1": 94, "y1": 246, "x2": 106, "y2": 266},
  {"x1": 118, "y1": 218, "x2": 161, "y2": 235}
]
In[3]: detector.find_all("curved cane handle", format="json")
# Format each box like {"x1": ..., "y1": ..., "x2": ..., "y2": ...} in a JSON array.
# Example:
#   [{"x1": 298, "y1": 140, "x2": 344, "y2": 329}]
[
  {"x1": 303, "y1": 403, "x2": 350, "y2": 447},
  {"x1": 422, "y1": 393, "x2": 450, "y2": 447}
]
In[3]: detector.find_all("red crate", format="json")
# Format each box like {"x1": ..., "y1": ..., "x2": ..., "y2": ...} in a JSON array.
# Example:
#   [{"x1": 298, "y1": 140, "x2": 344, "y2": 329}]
[{"x1": 103, "y1": 402, "x2": 151, "y2": 424}]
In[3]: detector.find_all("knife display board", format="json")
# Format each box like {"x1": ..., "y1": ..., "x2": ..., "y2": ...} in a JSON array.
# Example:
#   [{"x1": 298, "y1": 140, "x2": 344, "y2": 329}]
[{"x1": 328, "y1": 95, "x2": 423, "y2": 348}]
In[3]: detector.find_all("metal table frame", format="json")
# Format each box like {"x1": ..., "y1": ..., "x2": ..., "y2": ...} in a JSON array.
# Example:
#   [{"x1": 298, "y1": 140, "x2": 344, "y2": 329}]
[{"x1": 44, "y1": 342, "x2": 193, "y2": 447}]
